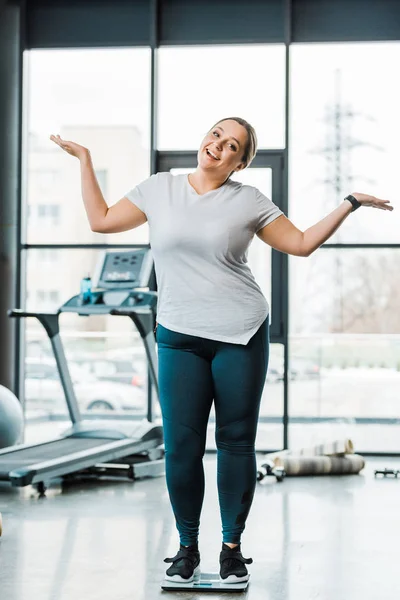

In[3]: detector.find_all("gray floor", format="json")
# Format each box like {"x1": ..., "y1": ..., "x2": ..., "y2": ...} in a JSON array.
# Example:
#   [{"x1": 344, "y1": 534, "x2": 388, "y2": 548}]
[{"x1": 0, "y1": 456, "x2": 399, "y2": 600}]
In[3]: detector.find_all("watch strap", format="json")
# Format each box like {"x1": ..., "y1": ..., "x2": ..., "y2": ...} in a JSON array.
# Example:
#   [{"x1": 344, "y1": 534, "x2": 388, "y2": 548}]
[{"x1": 344, "y1": 194, "x2": 362, "y2": 212}]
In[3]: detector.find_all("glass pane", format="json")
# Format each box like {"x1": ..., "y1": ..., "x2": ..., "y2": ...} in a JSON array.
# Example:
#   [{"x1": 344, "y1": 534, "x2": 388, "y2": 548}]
[
  {"x1": 257, "y1": 342, "x2": 284, "y2": 450},
  {"x1": 289, "y1": 248, "x2": 400, "y2": 452},
  {"x1": 290, "y1": 249, "x2": 400, "y2": 334},
  {"x1": 158, "y1": 45, "x2": 285, "y2": 150},
  {"x1": 24, "y1": 248, "x2": 150, "y2": 434},
  {"x1": 290, "y1": 43, "x2": 400, "y2": 243},
  {"x1": 25, "y1": 48, "x2": 151, "y2": 245}
]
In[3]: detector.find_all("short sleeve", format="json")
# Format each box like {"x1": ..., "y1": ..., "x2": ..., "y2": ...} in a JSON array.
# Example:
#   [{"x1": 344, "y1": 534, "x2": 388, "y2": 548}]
[
  {"x1": 124, "y1": 173, "x2": 160, "y2": 216},
  {"x1": 254, "y1": 188, "x2": 284, "y2": 232}
]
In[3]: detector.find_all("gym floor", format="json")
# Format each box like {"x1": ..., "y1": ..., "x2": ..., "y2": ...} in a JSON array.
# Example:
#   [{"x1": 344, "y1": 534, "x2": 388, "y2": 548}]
[{"x1": 0, "y1": 455, "x2": 399, "y2": 600}]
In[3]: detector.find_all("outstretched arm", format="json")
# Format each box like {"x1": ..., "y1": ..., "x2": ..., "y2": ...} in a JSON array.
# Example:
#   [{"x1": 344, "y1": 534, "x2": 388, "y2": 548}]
[
  {"x1": 257, "y1": 193, "x2": 394, "y2": 257},
  {"x1": 50, "y1": 134, "x2": 147, "y2": 233}
]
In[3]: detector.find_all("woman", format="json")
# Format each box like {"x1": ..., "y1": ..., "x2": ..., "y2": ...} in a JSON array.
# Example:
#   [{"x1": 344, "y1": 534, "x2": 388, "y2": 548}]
[{"x1": 50, "y1": 118, "x2": 393, "y2": 584}]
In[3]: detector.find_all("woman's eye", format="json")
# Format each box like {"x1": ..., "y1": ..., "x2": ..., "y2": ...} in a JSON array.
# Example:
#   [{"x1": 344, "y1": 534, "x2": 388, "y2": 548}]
[
  {"x1": 213, "y1": 131, "x2": 219, "y2": 137},
  {"x1": 229, "y1": 144, "x2": 237, "y2": 151}
]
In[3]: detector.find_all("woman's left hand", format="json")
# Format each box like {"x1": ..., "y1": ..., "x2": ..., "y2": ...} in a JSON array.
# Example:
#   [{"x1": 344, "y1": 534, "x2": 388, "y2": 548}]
[{"x1": 352, "y1": 192, "x2": 394, "y2": 211}]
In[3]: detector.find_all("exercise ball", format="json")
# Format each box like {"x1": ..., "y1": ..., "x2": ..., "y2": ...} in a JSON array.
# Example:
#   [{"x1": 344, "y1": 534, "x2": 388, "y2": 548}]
[{"x1": 0, "y1": 385, "x2": 24, "y2": 448}]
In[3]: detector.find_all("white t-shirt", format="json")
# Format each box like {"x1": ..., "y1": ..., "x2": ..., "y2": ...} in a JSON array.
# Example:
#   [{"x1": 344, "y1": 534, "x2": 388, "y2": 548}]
[{"x1": 125, "y1": 172, "x2": 283, "y2": 344}]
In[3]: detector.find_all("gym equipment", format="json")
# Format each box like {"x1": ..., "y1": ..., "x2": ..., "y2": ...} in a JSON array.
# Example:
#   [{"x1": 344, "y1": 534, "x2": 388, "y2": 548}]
[
  {"x1": 374, "y1": 468, "x2": 400, "y2": 478},
  {"x1": 271, "y1": 454, "x2": 365, "y2": 476},
  {"x1": 258, "y1": 439, "x2": 364, "y2": 478},
  {"x1": 0, "y1": 248, "x2": 164, "y2": 493},
  {"x1": 257, "y1": 459, "x2": 285, "y2": 482},
  {"x1": 265, "y1": 438, "x2": 354, "y2": 461},
  {"x1": 161, "y1": 572, "x2": 249, "y2": 592},
  {"x1": 0, "y1": 385, "x2": 24, "y2": 448}
]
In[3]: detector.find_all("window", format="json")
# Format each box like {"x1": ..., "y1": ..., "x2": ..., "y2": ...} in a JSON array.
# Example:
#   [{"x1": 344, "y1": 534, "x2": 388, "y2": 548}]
[
  {"x1": 290, "y1": 43, "x2": 400, "y2": 243},
  {"x1": 49, "y1": 291, "x2": 60, "y2": 304},
  {"x1": 24, "y1": 248, "x2": 149, "y2": 422},
  {"x1": 289, "y1": 42, "x2": 400, "y2": 451},
  {"x1": 23, "y1": 47, "x2": 153, "y2": 431},
  {"x1": 35, "y1": 289, "x2": 60, "y2": 308},
  {"x1": 37, "y1": 204, "x2": 60, "y2": 225},
  {"x1": 34, "y1": 170, "x2": 58, "y2": 193},
  {"x1": 290, "y1": 249, "x2": 400, "y2": 335},
  {"x1": 289, "y1": 42, "x2": 400, "y2": 452},
  {"x1": 40, "y1": 250, "x2": 58, "y2": 262},
  {"x1": 158, "y1": 45, "x2": 286, "y2": 150},
  {"x1": 95, "y1": 169, "x2": 108, "y2": 198},
  {"x1": 25, "y1": 48, "x2": 151, "y2": 245}
]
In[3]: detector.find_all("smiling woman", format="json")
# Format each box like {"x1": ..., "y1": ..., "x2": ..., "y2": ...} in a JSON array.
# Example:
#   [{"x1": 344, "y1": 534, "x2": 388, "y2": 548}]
[
  {"x1": 188, "y1": 117, "x2": 257, "y2": 194},
  {"x1": 49, "y1": 107, "x2": 393, "y2": 583},
  {"x1": 209, "y1": 117, "x2": 258, "y2": 164}
]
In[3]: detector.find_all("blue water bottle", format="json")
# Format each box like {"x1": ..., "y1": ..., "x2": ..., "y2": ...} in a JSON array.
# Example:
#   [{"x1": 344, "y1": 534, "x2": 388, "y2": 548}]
[{"x1": 80, "y1": 274, "x2": 92, "y2": 305}]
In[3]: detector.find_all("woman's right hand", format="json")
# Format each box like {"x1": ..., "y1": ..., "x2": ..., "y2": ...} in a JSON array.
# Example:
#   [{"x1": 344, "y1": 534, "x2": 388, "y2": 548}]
[{"x1": 50, "y1": 134, "x2": 89, "y2": 161}]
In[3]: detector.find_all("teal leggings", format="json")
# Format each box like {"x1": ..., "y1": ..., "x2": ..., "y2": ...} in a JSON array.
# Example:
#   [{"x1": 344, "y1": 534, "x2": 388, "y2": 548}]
[{"x1": 156, "y1": 316, "x2": 269, "y2": 546}]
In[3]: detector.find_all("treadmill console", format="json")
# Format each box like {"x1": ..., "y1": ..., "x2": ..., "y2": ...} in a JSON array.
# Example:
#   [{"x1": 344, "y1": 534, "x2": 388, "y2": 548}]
[
  {"x1": 93, "y1": 249, "x2": 153, "y2": 290},
  {"x1": 60, "y1": 248, "x2": 157, "y2": 314}
]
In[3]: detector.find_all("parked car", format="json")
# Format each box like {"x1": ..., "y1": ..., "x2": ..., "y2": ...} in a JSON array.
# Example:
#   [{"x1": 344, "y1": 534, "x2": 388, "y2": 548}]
[
  {"x1": 76, "y1": 358, "x2": 146, "y2": 388},
  {"x1": 25, "y1": 358, "x2": 145, "y2": 412},
  {"x1": 266, "y1": 358, "x2": 320, "y2": 383},
  {"x1": 289, "y1": 358, "x2": 320, "y2": 380},
  {"x1": 266, "y1": 365, "x2": 283, "y2": 383}
]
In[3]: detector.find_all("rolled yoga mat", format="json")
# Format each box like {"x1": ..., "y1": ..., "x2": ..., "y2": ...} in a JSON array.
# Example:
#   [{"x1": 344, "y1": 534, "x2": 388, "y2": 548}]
[
  {"x1": 266, "y1": 438, "x2": 354, "y2": 461},
  {"x1": 272, "y1": 454, "x2": 365, "y2": 476}
]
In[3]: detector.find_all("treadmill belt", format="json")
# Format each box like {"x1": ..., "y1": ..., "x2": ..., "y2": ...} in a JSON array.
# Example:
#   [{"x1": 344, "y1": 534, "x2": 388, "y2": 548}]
[{"x1": 0, "y1": 438, "x2": 110, "y2": 477}]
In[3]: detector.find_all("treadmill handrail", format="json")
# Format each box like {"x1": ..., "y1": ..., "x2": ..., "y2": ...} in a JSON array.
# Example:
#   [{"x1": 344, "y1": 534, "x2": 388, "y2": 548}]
[
  {"x1": 109, "y1": 308, "x2": 151, "y2": 316},
  {"x1": 7, "y1": 309, "x2": 81, "y2": 423},
  {"x1": 8, "y1": 309, "x2": 61, "y2": 339},
  {"x1": 8, "y1": 309, "x2": 60, "y2": 318}
]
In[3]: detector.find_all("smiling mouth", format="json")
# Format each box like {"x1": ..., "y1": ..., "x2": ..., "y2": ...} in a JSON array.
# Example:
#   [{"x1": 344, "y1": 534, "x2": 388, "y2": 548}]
[{"x1": 206, "y1": 148, "x2": 220, "y2": 160}]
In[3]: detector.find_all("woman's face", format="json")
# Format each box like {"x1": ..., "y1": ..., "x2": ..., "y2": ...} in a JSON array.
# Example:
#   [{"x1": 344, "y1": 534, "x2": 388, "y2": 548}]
[{"x1": 197, "y1": 119, "x2": 249, "y2": 178}]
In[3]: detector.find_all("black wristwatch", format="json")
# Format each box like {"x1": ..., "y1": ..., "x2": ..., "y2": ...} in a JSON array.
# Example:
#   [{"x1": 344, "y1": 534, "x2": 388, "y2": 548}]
[{"x1": 344, "y1": 194, "x2": 362, "y2": 212}]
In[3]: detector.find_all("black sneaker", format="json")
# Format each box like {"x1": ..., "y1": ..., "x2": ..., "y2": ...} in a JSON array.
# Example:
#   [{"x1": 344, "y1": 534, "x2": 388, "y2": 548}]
[
  {"x1": 219, "y1": 543, "x2": 253, "y2": 584},
  {"x1": 164, "y1": 544, "x2": 201, "y2": 583}
]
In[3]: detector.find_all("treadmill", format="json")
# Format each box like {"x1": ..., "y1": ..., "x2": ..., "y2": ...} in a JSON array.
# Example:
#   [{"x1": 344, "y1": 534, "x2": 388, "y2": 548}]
[{"x1": 0, "y1": 248, "x2": 164, "y2": 494}]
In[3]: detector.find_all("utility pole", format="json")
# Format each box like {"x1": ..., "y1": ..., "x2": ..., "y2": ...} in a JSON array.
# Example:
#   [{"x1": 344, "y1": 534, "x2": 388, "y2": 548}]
[{"x1": 314, "y1": 69, "x2": 380, "y2": 332}]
